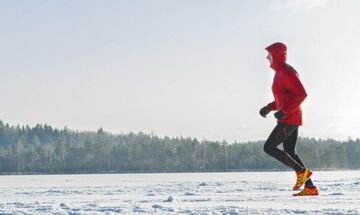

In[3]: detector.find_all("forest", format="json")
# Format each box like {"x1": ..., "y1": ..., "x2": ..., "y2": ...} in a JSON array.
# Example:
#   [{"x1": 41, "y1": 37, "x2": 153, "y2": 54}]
[{"x1": 1, "y1": 120, "x2": 359, "y2": 174}]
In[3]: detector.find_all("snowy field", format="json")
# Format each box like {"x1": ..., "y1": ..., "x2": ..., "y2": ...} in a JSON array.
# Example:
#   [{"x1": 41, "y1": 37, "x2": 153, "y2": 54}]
[{"x1": 0, "y1": 171, "x2": 360, "y2": 215}]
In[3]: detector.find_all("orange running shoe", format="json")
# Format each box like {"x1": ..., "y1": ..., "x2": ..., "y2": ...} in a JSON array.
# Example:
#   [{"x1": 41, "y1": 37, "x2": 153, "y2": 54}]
[
  {"x1": 292, "y1": 168, "x2": 313, "y2": 190},
  {"x1": 293, "y1": 185, "x2": 319, "y2": 196}
]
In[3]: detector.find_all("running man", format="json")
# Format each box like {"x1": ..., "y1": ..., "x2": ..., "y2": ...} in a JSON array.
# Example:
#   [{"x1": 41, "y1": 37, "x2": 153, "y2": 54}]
[{"x1": 259, "y1": 42, "x2": 319, "y2": 196}]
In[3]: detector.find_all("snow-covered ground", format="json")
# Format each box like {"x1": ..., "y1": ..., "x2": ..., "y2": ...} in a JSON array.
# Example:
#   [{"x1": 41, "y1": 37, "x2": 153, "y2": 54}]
[{"x1": 0, "y1": 171, "x2": 360, "y2": 214}]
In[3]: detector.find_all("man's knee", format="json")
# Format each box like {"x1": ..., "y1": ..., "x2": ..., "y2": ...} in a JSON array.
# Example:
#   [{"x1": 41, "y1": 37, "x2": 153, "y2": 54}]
[{"x1": 263, "y1": 141, "x2": 274, "y2": 155}]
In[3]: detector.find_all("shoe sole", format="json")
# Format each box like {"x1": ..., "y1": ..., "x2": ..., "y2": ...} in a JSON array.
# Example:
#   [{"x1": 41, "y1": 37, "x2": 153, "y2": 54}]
[{"x1": 293, "y1": 193, "x2": 319, "y2": 196}]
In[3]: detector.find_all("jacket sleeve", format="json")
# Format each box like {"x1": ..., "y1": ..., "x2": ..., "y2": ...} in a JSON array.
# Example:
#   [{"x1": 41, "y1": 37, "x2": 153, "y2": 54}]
[
  {"x1": 282, "y1": 72, "x2": 307, "y2": 114},
  {"x1": 267, "y1": 101, "x2": 278, "y2": 111}
]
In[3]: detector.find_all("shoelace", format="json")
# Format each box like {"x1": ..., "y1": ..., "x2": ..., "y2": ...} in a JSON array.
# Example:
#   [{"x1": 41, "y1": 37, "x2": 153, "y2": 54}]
[{"x1": 296, "y1": 172, "x2": 305, "y2": 184}]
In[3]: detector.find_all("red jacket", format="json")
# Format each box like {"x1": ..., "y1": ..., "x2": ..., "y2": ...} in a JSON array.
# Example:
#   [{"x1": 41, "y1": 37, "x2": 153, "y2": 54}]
[{"x1": 265, "y1": 43, "x2": 307, "y2": 126}]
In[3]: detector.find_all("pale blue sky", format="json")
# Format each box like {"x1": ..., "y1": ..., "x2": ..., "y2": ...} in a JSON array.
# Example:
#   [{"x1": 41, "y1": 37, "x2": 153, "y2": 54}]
[{"x1": 1, "y1": 0, "x2": 360, "y2": 142}]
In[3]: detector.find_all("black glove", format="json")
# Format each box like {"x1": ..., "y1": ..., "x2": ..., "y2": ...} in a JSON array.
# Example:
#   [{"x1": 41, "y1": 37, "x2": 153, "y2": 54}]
[
  {"x1": 259, "y1": 105, "x2": 271, "y2": 118},
  {"x1": 274, "y1": 110, "x2": 286, "y2": 120}
]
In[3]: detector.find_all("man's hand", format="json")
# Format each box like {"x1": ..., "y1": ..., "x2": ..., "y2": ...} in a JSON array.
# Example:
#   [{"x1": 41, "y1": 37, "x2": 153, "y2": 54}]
[
  {"x1": 274, "y1": 110, "x2": 286, "y2": 120},
  {"x1": 259, "y1": 105, "x2": 271, "y2": 118}
]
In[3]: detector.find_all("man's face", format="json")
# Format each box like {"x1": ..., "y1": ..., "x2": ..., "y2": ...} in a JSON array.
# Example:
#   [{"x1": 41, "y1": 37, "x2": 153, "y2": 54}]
[{"x1": 266, "y1": 52, "x2": 273, "y2": 65}]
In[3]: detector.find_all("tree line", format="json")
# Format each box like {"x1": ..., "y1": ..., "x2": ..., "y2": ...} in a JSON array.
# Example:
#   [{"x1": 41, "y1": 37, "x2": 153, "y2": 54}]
[{"x1": 0, "y1": 120, "x2": 359, "y2": 174}]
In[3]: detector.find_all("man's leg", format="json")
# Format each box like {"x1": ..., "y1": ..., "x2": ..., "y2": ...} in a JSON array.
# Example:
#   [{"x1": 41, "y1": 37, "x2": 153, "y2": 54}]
[
  {"x1": 283, "y1": 129, "x2": 314, "y2": 187},
  {"x1": 263, "y1": 123, "x2": 304, "y2": 172}
]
